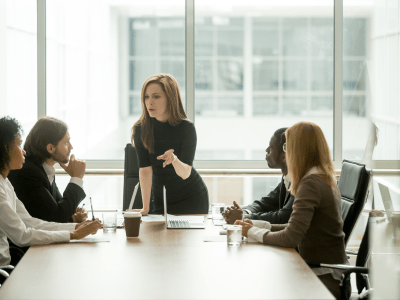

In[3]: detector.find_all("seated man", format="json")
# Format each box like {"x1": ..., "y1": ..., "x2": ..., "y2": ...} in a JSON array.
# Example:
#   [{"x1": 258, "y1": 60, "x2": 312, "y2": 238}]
[
  {"x1": 8, "y1": 117, "x2": 87, "y2": 223},
  {"x1": 223, "y1": 127, "x2": 294, "y2": 224}
]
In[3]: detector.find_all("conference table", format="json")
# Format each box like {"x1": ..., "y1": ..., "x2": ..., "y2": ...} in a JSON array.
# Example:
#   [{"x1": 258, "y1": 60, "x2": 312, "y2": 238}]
[
  {"x1": 0, "y1": 217, "x2": 334, "y2": 299},
  {"x1": 370, "y1": 219, "x2": 400, "y2": 299}
]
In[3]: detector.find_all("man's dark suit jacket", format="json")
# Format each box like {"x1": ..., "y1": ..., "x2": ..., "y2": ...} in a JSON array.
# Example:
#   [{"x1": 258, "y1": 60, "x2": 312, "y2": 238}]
[
  {"x1": 8, "y1": 156, "x2": 85, "y2": 223},
  {"x1": 243, "y1": 176, "x2": 294, "y2": 224}
]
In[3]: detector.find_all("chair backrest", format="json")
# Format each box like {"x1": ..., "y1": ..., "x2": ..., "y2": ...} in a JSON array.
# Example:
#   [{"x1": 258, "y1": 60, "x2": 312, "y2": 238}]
[
  {"x1": 123, "y1": 144, "x2": 144, "y2": 211},
  {"x1": 339, "y1": 160, "x2": 371, "y2": 246},
  {"x1": 355, "y1": 217, "x2": 371, "y2": 294}
]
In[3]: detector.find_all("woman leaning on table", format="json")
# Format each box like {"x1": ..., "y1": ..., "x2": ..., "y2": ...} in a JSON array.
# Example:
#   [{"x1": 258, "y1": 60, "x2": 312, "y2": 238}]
[
  {"x1": 235, "y1": 122, "x2": 350, "y2": 300},
  {"x1": 131, "y1": 74, "x2": 209, "y2": 215},
  {"x1": 0, "y1": 116, "x2": 101, "y2": 284}
]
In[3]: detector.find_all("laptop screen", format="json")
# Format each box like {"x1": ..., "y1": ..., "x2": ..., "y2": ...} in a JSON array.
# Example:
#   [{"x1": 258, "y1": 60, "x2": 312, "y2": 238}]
[{"x1": 378, "y1": 183, "x2": 395, "y2": 219}]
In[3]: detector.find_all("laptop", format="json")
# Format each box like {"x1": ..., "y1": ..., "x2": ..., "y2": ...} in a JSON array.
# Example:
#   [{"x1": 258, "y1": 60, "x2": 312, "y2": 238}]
[
  {"x1": 118, "y1": 182, "x2": 140, "y2": 227},
  {"x1": 378, "y1": 182, "x2": 396, "y2": 222},
  {"x1": 163, "y1": 186, "x2": 205, "y2": 229}
]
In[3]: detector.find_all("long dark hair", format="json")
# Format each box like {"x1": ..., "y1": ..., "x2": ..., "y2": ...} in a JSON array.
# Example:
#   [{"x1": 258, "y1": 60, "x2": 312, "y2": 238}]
[
  {"x1": 0, "y1": 117, "x2": 23, "y2": 173},
  {"x1": 131, "y1": 74, "x2": 188, "y2": 153},
  {"x1": 24, "y1": 117, "x2": 68, "y2": 164}
]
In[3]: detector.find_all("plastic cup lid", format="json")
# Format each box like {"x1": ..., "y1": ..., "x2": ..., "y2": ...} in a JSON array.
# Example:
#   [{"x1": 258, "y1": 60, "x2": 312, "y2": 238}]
[{"x1": 124, "y1": 211, "x2": 142, "y2": 218}]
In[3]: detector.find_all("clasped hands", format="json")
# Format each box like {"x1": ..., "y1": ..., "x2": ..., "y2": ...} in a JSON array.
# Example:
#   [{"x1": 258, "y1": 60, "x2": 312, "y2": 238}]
[
  {"x1": 222, "y1": 201, "x2": 244, "y2": 224},
  {"x1": 157, "y1": 149, "x2": 177, "y2": 168}
]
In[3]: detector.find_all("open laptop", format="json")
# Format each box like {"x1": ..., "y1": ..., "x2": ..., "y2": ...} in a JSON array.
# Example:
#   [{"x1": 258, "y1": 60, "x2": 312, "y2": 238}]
[
  {"x1": 378, "y1": 182, "x2": 395, "y2": 222},
  {"x1": 163, "y1": 186, "x2": 205, "y2": 229},
  {"x1": 117, "y1": 182, "x2": 140, "y2": 227}
]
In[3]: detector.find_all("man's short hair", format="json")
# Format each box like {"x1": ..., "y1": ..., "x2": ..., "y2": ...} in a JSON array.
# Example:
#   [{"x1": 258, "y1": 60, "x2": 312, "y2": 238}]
[
  {"x1": 24, "y1": 117, "x2": 68, "y2": 164},
  {"x1": 0, "y1": 117, "x2": 23, "y2": 173},
  {"x1": 273, "y1": 127, "x2": 288, "y2": 152}
]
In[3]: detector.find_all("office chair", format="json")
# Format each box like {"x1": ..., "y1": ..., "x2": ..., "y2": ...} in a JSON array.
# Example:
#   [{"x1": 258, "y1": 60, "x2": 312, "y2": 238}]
[
  {"x1": 0, "y1": 265, "x2": 14, "y2": 287},
  {"x1": 0, "y1": 246, "x2": 25, "y2": 287},
  {"x1": 123, "y1": 144, "x2": 152, "y2": 212},
  {"x1": 338, "y1": 160, "x2": 371, "y2": 247},
  {"x1": 306, "y1": 215, "x2": 372, "y2": 300}
]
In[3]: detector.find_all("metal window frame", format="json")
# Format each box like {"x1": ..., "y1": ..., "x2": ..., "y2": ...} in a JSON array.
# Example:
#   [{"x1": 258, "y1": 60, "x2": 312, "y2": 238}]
[{"x1": 36, "y1": 0, "x2": 400, "y2": 171}]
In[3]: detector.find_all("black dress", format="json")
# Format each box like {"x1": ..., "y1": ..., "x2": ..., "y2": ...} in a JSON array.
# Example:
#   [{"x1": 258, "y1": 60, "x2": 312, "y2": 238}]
[{"x1": 133, "y1": 119, "x2": 209, "y2": 214}]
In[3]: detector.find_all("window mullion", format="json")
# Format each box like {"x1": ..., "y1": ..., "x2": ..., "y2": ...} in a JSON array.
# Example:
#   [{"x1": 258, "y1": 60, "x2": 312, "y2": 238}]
[
  {"x1": 37, "y1": 0, "x2": 46, "y2": 119},
  {"x1": 185, "y1": 0, "x2": 195, "y2": 122},
  {"x1": 334, "y1": 0, "x2": 343, "y2": 168}
]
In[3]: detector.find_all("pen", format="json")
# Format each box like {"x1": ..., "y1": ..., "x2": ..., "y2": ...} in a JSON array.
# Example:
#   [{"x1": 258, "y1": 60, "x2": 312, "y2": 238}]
[
  {"x1": 90, "y1": 197, "x2": 95, "y2": 221},
  {"x1": 80, "y1": 203, "x2": 85, "y2": 213}
]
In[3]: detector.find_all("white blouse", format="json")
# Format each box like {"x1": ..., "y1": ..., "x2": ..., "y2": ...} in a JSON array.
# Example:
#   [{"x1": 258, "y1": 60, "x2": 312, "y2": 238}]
[{"x1": 0, "y1": 176, "x2": 75, "y2": 266}]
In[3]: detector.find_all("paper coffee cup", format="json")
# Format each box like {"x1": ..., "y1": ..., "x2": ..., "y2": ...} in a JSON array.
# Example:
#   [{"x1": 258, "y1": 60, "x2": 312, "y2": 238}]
[
  {"x1": 124, "y1": 211, "x2": 141, "y2": 238},
  {"x1": 392, "y1": 212, "x2": 400, "y2": 239}
]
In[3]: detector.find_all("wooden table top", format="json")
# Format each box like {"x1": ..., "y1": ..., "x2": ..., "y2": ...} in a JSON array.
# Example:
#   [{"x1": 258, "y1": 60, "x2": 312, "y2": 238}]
[{"x1": 0, "y1": 217, "x2": 334, "y2": 299}]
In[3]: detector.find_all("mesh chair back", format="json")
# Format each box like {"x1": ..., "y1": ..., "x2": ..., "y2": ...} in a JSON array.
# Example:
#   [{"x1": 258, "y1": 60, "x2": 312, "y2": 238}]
[
  {"x1": 123, "y1": 144, "x2": 144, "y2": 211},
  {"x1": 339, "y1": 160, "x2": 370, "y2": 246}
]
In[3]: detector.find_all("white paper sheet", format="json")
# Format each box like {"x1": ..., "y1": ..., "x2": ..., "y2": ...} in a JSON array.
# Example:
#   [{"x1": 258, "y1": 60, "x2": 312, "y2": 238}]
[
  {"x1": 203, "y1": 235, "x2": 226, "y2": 242},
  {"x1": 141, "y1": 215, "x2": 165, "y2": 222},
  {"x1": 70, "y1": 237, "x2": 110, "y2": 243}
]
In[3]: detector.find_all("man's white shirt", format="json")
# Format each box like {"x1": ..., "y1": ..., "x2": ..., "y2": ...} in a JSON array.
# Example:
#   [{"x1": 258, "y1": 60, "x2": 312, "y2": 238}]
[{"x1": 42, "y1": 162, "x2": 83, "y2": 188}]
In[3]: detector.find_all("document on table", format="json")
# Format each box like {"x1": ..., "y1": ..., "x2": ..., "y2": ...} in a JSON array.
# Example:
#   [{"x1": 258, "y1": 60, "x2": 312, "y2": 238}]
[
  {"x1": 141, "y1": 215, "x2": 165, "y2": 222},
  {"x1": 141, "y1": 214, "x2": 205, "y2": 222},
  {"x1": 70, "y1": 237, "x2": 110, "y2": 243}
]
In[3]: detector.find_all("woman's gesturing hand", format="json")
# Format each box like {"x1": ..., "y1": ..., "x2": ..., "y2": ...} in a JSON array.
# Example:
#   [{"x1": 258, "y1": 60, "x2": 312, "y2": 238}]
[{"x1": 157, "y1": 149, "x2": 177, "y2": 168}]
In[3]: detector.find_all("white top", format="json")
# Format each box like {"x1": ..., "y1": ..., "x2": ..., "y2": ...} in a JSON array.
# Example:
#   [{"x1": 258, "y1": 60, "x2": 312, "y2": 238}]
[
  {"x1": 0, "y1": 176, "x2": 75, "y2": 266},
  {"x1": 42, "y1": 162, "x2": 83, "y2": 188}
]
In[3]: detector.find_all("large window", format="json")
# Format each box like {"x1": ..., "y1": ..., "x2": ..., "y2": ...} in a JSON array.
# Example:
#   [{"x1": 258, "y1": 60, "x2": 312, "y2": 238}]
[
  {"x1": 0, "y1": 0, "x2": 37, "y2": 140},
  {"x1": 194, "y1": 4, "x2": 336, "y2": 160}
]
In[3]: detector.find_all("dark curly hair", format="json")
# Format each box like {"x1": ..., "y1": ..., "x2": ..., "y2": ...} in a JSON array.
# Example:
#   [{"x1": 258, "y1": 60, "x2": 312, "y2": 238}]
[{"x1": 0, "y1": 116, "x2": 24, "y2": 173}]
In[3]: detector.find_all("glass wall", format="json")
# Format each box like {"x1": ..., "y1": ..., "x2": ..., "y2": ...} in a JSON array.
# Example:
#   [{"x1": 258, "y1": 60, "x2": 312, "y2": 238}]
[{"x1": 0, "y1": 0, "x2": 37, "y2": 139}]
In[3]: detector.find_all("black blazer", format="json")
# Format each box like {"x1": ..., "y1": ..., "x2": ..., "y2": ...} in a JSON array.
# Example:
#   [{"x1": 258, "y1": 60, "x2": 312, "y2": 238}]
[
  {"x1": 242, "y1": 176, "x2": 294, "y2": 224},
  {"x1": 8, "y1": 156, "x2": 85, "y2": 223}
]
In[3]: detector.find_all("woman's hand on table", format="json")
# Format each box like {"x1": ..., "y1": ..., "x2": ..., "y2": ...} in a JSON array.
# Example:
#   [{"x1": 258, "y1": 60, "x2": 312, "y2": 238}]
[
  {"x1": 234, "y1": 219, "x2": 253, "y2": 237},
  {"x1": 157, "y1": 149, "x2": 176, "y2": 168},
  {"x1": 71, "y1": 220, "x2": 102, "y2": 240}
]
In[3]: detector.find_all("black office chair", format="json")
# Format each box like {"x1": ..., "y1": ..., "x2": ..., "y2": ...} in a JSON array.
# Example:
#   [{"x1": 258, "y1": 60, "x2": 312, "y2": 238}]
[
  {"x1": 306, "y1": 215, "x2": 372, "y2": 300},
  {"x1": 123, "y1": 144, "x2": 153, "y2": 212},
  {"x1": 0, "y1": 246, "x2": 25, "y2": 287},
  {"x1": 338, "y1": 160, "x2": 371, "y2": 247}
]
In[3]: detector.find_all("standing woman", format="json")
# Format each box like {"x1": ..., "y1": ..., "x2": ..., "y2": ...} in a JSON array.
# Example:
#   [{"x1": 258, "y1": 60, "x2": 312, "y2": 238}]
[
  {"x1": 235, "y1": 122, "x2": 349, "y2": 300},
  {"x1": 132, "y1": 74, "x2": 209, "y2": 215}
]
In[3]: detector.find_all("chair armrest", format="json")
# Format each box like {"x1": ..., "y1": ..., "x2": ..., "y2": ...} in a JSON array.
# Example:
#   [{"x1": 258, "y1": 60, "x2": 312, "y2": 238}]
[
  {"x1": 305, "y1": 260, "x2": 355, "y2": 270},
  {"x1": 0, "y1": 265, "x2": 14, "y2": 270}
]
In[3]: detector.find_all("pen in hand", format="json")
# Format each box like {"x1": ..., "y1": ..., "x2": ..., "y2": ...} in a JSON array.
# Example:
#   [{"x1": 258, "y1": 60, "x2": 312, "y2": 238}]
[
  {"x1": 90, "y1": 197, "x2": 95, "y2": 221},
  {"x1": 80, "y1": 203, "x2": 85, "y2": 213}
]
